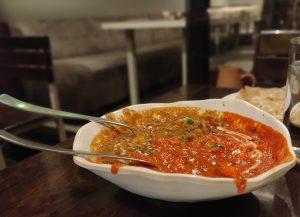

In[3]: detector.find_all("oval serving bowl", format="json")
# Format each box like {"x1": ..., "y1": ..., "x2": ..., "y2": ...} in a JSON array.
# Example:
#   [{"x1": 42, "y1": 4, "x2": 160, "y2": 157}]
[{"x1": 73, "y1": 99, "x2": 296, "y2": 202}]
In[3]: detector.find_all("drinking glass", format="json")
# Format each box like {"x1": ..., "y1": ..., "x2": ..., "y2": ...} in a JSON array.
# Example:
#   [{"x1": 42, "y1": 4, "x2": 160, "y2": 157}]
[{"x1": 284, "y1": 37, "x2": 300, "y2": 131}]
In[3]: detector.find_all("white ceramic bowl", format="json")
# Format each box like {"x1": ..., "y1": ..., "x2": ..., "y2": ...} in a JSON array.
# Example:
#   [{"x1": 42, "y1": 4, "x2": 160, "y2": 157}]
[{"x1": 73, "y1": 99, "x2": 297, "y2": 202}]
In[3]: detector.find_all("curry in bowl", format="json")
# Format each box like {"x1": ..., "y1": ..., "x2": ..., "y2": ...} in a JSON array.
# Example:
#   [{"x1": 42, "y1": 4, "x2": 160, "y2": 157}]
[{"x1": 89, "y1": 106, "x2": 294, "y2": 193}]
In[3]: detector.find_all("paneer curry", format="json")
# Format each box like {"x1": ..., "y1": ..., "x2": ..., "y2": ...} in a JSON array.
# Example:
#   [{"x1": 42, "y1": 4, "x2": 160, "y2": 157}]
[{"x1": 89, "y1": 107, "x2": 293, "y2": 193}]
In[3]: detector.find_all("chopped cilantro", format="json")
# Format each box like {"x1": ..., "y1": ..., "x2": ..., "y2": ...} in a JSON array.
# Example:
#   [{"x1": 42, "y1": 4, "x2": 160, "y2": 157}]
[
  {"x1": 135, "y1": 140, "x2": 158, "y2": 155},
  {"x1": 144, "y1": 140, "x2": 151, "y2": 146},
  {"x1": 165, "y1": 129, "x2": 173, "y2": 137},
  {"x1": 186, "y1": 117, "x2": 194, "y2": 125},
  {"x1": 113, "y1": 149, "x2": 122, "y2": 154}
]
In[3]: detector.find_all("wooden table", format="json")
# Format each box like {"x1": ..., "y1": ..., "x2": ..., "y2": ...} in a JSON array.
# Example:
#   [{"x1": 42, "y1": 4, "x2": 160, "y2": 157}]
[
  {"x1": 101, "y1": 19, "x2": 187, "y2": 105},
  {"x1": 1, "y1": 85, "x2": 300, "y2": 217},
  {"x1": 0, "y1": 104, "x2": 46, "y2": 131}
]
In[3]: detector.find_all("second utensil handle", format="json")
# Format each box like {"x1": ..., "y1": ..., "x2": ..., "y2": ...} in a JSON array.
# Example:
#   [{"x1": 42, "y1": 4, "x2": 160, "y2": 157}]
[{"x1": 0, "y1": 94, "x2": 131, "y2": 129}]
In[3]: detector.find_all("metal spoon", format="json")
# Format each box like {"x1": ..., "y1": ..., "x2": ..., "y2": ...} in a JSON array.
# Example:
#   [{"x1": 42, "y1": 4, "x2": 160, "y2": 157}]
[
  {"x1": 0, "y1": 94, "x2": 133, "y2": 130},
  {"x1": 0, "y1": 130, "x2": 154, "y2": 166},
  {"x1": 294, "y1": 146, "x2": 300, "y2": 158}
]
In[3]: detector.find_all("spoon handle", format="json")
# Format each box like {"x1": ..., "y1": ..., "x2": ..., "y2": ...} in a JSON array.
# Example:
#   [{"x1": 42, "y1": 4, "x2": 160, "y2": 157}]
[
  {"x1": 0, "y1": 130, "x2": 148, "y2": 164},
  {"x1": 293, "y1": 146, "x2": 300, "y2": 158},
  {"x1": 0, "y1": 94, "x2": 130, "y2": 129}
]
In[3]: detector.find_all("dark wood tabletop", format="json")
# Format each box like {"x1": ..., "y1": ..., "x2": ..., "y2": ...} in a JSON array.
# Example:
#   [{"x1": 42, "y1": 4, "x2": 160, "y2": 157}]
[
  {"x1": 0, "y1": 85, "x2": 300, "y2": 217},
  {"x1": 0, "y1": 103, "x2": 47, "y2": 132}
]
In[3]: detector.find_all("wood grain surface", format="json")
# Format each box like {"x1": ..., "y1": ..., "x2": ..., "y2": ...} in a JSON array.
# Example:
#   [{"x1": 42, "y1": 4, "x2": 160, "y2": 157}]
[{"x1": 1, "y1": 85, "x2": 300, "y2": 217}]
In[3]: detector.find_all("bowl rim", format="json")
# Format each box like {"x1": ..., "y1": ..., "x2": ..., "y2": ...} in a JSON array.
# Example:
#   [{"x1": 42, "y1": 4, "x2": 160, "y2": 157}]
[{"x1": 73, "y1": 99, "x2": 296, "y2": 185}]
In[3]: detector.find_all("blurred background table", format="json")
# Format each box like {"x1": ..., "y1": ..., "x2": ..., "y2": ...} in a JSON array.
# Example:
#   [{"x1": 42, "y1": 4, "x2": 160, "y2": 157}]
[
  {"x1": 101, "y1": 5, "x2": 260, "y2": 105},
  {"x1": 0, "y1": 85, "x2": 299, "y2": 217},
  {"x1": 101, "y1": 19, "x2": 187, "y2": 105}
]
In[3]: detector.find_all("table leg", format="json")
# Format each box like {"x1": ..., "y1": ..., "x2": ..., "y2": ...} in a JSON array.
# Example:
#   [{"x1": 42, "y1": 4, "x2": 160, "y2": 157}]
[
  {"x1": 181, "y1": 29, "x2": 187, "y2": 86},
  {"x1": 233, "y1": 23, "x2": 240, "y2": 49},
  {"x1": 125, "y1": 30, "x2": 139, "y2": 104},
  {"x1": 214, "y1": 26, "x2": 220, "y2": 55},
  {"x1": 48, "y1": 83, "x2": 67, "y2": 142},
  {"x1": 0, "y1": 145, "x2": 6, "y2": 170}
]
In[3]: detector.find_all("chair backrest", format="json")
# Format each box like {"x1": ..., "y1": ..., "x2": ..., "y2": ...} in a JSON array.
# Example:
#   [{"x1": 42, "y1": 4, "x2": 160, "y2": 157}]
[
  {"x1": 0, "y1": 22, "x2": 10, "y2": 37},
  {"x1": 0, "y1": 36, "x2": 66, "y2": 141},
  {"x1": 252, "y1": 30, "x2": 300, "y2": 86},
  {"x1": 0, "y1": 36, "x2": 54, "y2": 83}
]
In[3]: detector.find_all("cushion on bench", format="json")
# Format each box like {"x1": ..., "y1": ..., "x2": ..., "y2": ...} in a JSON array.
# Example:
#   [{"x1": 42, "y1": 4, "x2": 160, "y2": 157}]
[{"x1": 8, "y1": 18, "x2": 182, "y2": 113}]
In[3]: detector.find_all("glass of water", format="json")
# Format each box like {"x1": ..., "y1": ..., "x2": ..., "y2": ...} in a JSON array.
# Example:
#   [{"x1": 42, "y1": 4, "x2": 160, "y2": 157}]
[{"x1": 284, "y1": 37, "x2": 300, "y2": 131}]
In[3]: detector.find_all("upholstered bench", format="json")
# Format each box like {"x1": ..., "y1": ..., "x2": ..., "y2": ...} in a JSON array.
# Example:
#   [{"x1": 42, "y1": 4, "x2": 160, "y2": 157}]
[{"x1": 8, "y1": 18, "x2": 182, "y2": 113}]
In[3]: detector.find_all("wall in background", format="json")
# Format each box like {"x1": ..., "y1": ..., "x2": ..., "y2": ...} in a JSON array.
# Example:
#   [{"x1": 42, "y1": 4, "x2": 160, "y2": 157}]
[
  {"x1": 211, "y1": 0, "x2": 263, "y2": 7},
  {"x1": 0, "y1": 0, "x2": 184, "y2": 20},
  {"x1": 0, "y1": 0, "x2": 264, "y2": 20}
]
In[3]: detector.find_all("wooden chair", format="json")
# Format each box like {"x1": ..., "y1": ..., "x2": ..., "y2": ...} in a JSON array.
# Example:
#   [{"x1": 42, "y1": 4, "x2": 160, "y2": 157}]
[
  {"x1": 252, "y1": 30, "x2": 300, "y2": 87},
  {"x1": 0, "y1": 36, "x2": 67, "y2": 141}
]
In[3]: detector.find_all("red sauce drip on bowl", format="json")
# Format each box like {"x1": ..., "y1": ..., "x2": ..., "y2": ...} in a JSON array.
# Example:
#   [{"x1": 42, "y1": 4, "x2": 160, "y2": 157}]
[{"x1": 111, "y1": 163, "x2": 124, "y2": 174}]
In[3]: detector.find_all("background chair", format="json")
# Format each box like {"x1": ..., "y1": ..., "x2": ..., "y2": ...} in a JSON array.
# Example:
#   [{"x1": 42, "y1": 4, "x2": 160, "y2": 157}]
[
  {"x1": 0, "y1": 36, "x2": 67, "y2": 141},
  {"x1": 252, "y1": 30, "x2": 300, "y2": 87}
]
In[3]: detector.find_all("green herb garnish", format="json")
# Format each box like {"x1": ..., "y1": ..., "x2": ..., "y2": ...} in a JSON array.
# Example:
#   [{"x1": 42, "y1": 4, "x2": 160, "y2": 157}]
[
  {"x1": 186, "y1": 117, "x2": 194, "y2": 125},
  {"x1": 113, "y1": 149, "x2": 122, "y2": 154},
  {"x1": 164, "y1": 129, "x2": 173, "y2": 137},
  {"x1": 137, "y1": 140, "x2": 158, "y2": 155}
]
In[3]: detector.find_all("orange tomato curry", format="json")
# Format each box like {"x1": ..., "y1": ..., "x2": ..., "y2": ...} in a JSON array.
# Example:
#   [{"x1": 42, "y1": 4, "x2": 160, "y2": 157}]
[{"x1": 89, "y1": 107, "x2": 293, "y2": 193}]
